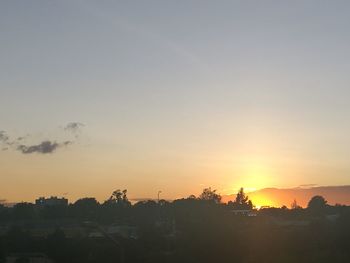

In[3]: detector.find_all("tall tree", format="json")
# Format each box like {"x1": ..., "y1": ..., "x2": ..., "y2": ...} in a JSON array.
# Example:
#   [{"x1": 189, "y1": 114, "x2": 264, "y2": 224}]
[
  {"x1": 291, "y1": 199, "x2": 302, "y2": 210},
  {"x1": 230, "y1": 188, "x2": 253, "y2": 209},
  {"x1": 106, "y1": 189, "x2": 131, "y2": 207},
  {"x1": 199, "y1": 187, "x2": 222, "y2": 203}
]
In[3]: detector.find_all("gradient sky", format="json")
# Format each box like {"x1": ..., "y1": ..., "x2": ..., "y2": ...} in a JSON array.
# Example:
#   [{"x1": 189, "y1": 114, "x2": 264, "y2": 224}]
[{"x1": 1, "y1": 1, "x2": 350, "y2": 203}]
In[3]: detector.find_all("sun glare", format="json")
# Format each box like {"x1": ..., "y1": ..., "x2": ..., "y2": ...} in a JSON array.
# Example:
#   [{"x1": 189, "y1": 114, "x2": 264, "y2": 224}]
[{"x1": 250, "y1": 196, "x2": 276, "y2": 209}]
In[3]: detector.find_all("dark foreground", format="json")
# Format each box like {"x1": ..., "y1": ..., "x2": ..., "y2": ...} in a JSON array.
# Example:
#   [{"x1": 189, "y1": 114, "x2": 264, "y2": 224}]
[{"x1": 0, "y1": 189, "x2": 350, "y2": 263}]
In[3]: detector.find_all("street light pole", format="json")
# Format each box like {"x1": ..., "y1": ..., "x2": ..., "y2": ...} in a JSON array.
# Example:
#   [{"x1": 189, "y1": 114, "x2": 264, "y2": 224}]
[{"x1": 158, "y1": 191, "x2": 162, "y2": 203}]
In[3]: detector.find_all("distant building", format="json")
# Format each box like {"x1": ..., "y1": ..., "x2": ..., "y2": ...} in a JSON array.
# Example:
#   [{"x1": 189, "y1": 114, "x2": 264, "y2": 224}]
[{"x1": 35, "y1": 196, "x2": 68, "y2": 207}]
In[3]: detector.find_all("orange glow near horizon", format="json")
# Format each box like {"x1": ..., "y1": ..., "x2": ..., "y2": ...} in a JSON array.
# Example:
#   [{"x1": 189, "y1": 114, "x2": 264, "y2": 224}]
[
  {"x1": 223, "y1": 188, "x2": 279, "y2": 208},
  {"x1": 249, "y1": 196, "x2": 278, "y2": 209}
]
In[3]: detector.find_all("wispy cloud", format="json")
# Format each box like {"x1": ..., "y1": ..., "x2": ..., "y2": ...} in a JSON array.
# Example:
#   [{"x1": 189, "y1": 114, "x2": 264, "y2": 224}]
[
  {"x1": 64, "y1": 122, "x2": 85, "y2": 140},
  {"x1": 0, "y1": 131, "x2": 9, "y2": 143},
  {"x1": 65, "y1": 122, "x2": 84, "y2": 133},
  {"x1": 0, "y1": 131, "x2": 11, "y2": 151},
  {"x1": 299, "y1": 184, "x2": 318, "y2": 188}
]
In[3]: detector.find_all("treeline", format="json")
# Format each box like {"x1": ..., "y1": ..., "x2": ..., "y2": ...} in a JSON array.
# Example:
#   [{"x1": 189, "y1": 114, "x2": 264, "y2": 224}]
[
  {"x1": 0, "y1": 187, "x2": 252, "y2": 223},
  {"x1": 0, "y1": 188, "x2": 349, "y2": 223}
]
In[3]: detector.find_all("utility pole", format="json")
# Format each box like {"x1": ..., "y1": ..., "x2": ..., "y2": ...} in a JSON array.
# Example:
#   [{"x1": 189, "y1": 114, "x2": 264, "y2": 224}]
[{"x1": 158, "y1": 190, "x2": 162, "y2": 203}]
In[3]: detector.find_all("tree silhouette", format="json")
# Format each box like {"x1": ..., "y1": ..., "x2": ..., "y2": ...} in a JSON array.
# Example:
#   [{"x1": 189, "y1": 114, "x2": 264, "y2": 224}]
[
  {"x1": 229, "y1": 188, "x2": 253, "y2": 209},
  {"x1": 106, "y1": 189, "x2": 131, "y2": 207},
  {"x1": 307, "y1": 195, "x2": 327, "y2": 214},
  {"x1": 291, "y1": 199, "x2": 302, "y2": 210},
  {"x1": 198, "y1": 188, "x2": 221, "y2": 203},
  {"x1": 71, "y1": 198, "x2": 99, "y2": 219},
  {"x1": 12, "y1": 202, "x2": 36, "y2": 220}
]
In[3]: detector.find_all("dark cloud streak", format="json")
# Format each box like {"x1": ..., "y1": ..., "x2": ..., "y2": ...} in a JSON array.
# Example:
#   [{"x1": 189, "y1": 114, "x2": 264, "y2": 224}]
[
  {"x1": 2, "y1": 122, "x2": 84, "y2": 154},
  {"x1": 17, "y1": 140, "x2": 72, "y2": 154}
]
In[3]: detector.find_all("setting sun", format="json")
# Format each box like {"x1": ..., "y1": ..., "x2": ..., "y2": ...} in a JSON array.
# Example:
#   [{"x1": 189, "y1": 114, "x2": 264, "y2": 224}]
[{"x1": 2, "y1": 1, "x2": 350, "y2": 262}]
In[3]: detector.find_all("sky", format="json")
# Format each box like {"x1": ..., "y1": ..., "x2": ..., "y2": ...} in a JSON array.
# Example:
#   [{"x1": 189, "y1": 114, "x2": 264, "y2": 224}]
[{"x1": 1, "y1": 1, "x2": 350, "y2": 203}]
